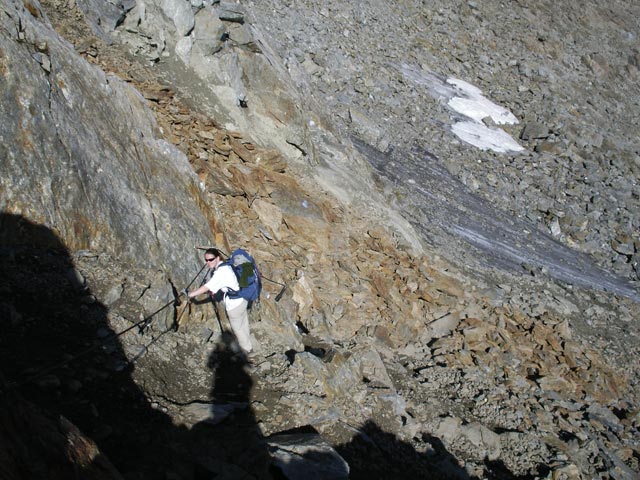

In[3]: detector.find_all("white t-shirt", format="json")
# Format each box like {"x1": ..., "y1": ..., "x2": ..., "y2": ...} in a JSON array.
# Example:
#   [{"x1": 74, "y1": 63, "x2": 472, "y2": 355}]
[{"x1": 204, "y1": 264, "x2": 244, "y2": 310}]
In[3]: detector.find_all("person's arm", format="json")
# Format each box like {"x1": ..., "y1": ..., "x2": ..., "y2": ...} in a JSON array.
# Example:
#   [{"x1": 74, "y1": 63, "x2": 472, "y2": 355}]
[
  {"x1": 188, "y1": 267, "x2": 234, "y2": 300},
  {"x1": 188, "y1": 284, "x2": 209, "y2": 299}
]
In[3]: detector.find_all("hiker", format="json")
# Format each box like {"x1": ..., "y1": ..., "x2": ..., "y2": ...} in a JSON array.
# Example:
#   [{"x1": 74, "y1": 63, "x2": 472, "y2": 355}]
[{"x1": 187, "y1": 248, "x2": 253, "y2": 354}]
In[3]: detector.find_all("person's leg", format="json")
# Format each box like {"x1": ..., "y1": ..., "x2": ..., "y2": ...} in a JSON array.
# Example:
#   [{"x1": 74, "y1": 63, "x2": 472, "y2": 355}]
[{"x1": 226, "y1": 300, "x2": 252, "y2": 353}]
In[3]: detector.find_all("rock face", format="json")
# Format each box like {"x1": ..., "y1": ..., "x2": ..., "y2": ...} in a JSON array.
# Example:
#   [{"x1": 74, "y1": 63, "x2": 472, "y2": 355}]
[
  {"x1": 114, "y1": 0, "x2": 314, "y2": 165},
  {"x1": 0, "y1": 0, "x2": 639, "y2": 479},
  {"x1": 0, "y1": 0, "x2": 211, "y2": 283}
]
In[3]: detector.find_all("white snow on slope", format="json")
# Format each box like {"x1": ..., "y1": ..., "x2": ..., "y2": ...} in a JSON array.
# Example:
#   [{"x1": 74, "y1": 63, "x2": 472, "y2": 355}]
[
  {"x1": 452, "y1": 121, "x2": 524, "y2": 153},
  {"x1": 447, "y1": 78, "x2": 524, "y2": 153},
  {"x1": 447, "y1": 78, "x2": 519, "y2": 125},
  {"x1": 398, "y1": 64, "x2": 524, "y2": 153}
]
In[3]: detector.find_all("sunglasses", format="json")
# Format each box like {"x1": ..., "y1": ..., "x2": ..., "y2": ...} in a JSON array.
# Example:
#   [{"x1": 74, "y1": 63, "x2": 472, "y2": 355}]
[{"x1": 205, "y1": 258, "x2": 216, "y2": 262}]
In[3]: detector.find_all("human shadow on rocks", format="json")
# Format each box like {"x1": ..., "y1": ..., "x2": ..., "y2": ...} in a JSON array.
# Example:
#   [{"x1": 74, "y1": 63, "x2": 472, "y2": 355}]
[
  {"x1": 337, "y1": 421, "x2": 547, "y2": 480},
  {"x1": 0, "y1": 212, "x2": 194, "y2": 479},
  {"x1": 335, "y1": 420, "x2": 471, "y2": 480},
  {"x1": 188, "y1": 331, "x2": 272, "y2": 478}
]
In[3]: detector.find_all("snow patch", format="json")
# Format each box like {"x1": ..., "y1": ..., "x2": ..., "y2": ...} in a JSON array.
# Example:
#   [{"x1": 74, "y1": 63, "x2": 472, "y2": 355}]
[
  {"x1": 447, "y1": 78, "x2": 519, "y2": 125},
  {"x1": 397, "y1": 65, "x2": 524, "y2": 153},
  {"x1": 447, "y1": 78, "x2": 523, "y2": 153},
  {"x1": 452, "y1": 121, "x2": 525, "y2": 153}
]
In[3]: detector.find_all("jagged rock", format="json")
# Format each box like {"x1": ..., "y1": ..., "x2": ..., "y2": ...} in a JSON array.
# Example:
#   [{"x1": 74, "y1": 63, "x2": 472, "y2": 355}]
[
  {"x1": 612, "y1": 235, "x2": 636, "y2": 256},
  {"x1": 296, "y1": 351, "x2": 361, "y2": 399},
  {"x1": 348, "y1": 107, "x2": 387, "y2": 150},
  {"x1": 582, "y1": 53, "x2": 611, "y2": 80},
  {"x1": 255, "y1": 149, "x2": 287, "y2": 172},
  {"x1": 357, "y1": 347, "x2": 395, "y2": 389},
  {"x1": 434, "y1": 416, "x2": 501, "y2": 461},
  {"x1": 252, "y1": 199, "x2": 284, "y2": 240},
  {"x1": 193, "y1": 8, "x2": 226, "y2": 56},
  {"x1": 76, "y1": 0, "x2": 132, "y2": 42},
  {"x1": 587, "y1": 404, "x2": 624, "y2": 434},
  {"x1": 423, "y1": 313, "x2": 461, "y2": 342}
]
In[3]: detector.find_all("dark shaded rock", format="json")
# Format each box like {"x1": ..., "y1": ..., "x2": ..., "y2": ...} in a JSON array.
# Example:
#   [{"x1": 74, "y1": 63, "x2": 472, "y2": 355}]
[
  {"x1": 0, "y1": 387, "x2": 123, "y2": 479},
  {"x1": 267, "y1": 429, "x2": 349, "y2": 480}
]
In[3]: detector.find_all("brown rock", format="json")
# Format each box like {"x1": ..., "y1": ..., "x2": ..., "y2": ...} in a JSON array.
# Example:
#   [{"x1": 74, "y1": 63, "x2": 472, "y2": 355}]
[
  {"x1": 255, "y1": 149, "x2": 287, "y2": 172},
  {"x1": 229, "y1": 136, "x2": 255, "y2": 162}
]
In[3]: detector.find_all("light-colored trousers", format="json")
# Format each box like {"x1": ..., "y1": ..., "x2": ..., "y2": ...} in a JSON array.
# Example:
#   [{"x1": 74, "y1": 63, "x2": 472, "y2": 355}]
[{"x1": 226, "y1": 299, "x2": 252, "y2": 353}]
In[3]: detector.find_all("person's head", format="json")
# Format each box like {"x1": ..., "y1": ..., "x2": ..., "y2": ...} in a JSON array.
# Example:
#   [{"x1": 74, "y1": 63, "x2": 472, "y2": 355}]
[{"x1": 204, "y1": 248, "x2": 222, "y2": 269}]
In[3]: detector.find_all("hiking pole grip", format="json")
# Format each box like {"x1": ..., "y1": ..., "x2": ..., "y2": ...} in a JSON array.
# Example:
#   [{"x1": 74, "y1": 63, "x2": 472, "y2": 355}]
[{"x1": 275, "y1": 285, "x2": 286, "y2": 302}]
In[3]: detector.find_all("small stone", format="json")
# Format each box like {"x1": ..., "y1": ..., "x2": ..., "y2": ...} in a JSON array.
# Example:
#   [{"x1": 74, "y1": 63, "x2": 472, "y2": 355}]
[
  {"x1": 611, "y1": 235, "x2": 635, "y2": 255},
  {"x1": 520, "y1": 122, "x2": 550, "y2": 140},
  {"x1": 32, "y1": 53, "x2": 51, "y2": 72},
  {"x1": 218, "y1": 3, "x2": 245, "y2": 23}
]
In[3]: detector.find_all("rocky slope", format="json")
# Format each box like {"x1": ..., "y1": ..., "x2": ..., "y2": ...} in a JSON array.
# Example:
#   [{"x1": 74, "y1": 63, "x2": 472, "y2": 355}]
[
  {"x1": 243, "y1": 0, "x2": 640, "y2": 284},
  {"x1": 1, "y1": 0, "x2": 639, "y2": 479}
]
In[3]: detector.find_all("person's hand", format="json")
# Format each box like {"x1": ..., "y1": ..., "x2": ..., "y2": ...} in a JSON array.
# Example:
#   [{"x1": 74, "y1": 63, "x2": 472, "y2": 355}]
[{"x1": 182, "y1": 288, "x2": 191, "y2": 301}]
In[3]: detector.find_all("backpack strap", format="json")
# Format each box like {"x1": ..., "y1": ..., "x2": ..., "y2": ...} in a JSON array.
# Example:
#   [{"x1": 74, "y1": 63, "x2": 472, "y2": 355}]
[{"x1": 219, "y1": 262, "x2": 241, "y2": 299}]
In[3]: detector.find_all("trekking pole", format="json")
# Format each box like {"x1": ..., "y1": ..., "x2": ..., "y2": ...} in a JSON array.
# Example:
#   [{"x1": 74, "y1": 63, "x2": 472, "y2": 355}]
[
  {"x1": 139, "y1": 263, "x2": 207, "y2": 334},
  {"x1": 9, "y1": 264, "x2": 209, "y2": 388},
  {"x1": 196, "y1": 246, "x2": 287, "y2": 301},
  {"x1": 172, "y1": 295, "x2": 191, "y2": 332},
  {"x1": 213, "y1": 302, "x2": 224, "y2": 332},
  {"x1": 10, "y1": 296, "x2": 180, "y2": 390},
  {"x1": 186, "y1": 263, "x2": 208, "y2": 290},
  {"x1": 262, "y1": 276, "x2": 286, "y2": 301},
  {"x1": 171, "y1": 262, "x2": 209, "y2": 332}
]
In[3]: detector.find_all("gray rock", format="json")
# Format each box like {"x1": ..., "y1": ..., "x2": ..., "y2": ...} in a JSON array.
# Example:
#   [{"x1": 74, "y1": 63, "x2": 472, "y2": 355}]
[
  {"x1": 200, "y1": 327, "x2": 215, "y2": 343},
  {"x1": 434, "y1": 415, "x2": 501, "y2": 462},
  {"x1": 520, "y1": 122, "x2": 550, "y2": 141},
  {"x1": 124, "y1": 344, "x2": 148, "y2": 360},
  {"x1": 31, "y1": 52, "x2": 51, "y2": 72},
  {"x1": 217, "y1": 2, "x2": 245, "y2": 23},
  {"x1": 426, "y1": 312, "x2": 461, "y2": 340},
  {"x1": 587, "y1": 404, "x2": 623, "y2": 434},
  {"x1": 612, "y1": 235, "x2": 636, "y2": 256},
  {"x1": 348, "y1": 107, "x2": 387, "y2": 151},
  {"x1": 65, "y1": 267, "x2": 87, "y2": 292},
  {"x1": 181, "y1": 402, "x2": 241, "y2": 425},
  {"x1": 267, "y1": 431, "x2": 349, "y2": 480},
  {"x1": 103, "y1": 283, "x2": 124, "y2": 306},
  {"x1": 193, "y1": 8, "x2": 226, "y2": 55},
  {"x1": 76, "y1": 0, "x2": 132, "y2": 41},
  {"x1": 161, "y1": 0, "x2": 195, "y2": 36},
  {"x1": 0, "y1": 0, "x2": 211, "y2": 286}
]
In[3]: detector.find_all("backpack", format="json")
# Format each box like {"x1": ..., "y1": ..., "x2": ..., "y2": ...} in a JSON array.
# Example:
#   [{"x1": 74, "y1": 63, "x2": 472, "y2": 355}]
[{"x1": 221, "y1": 248, "x2": 262, "y2": 302}]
